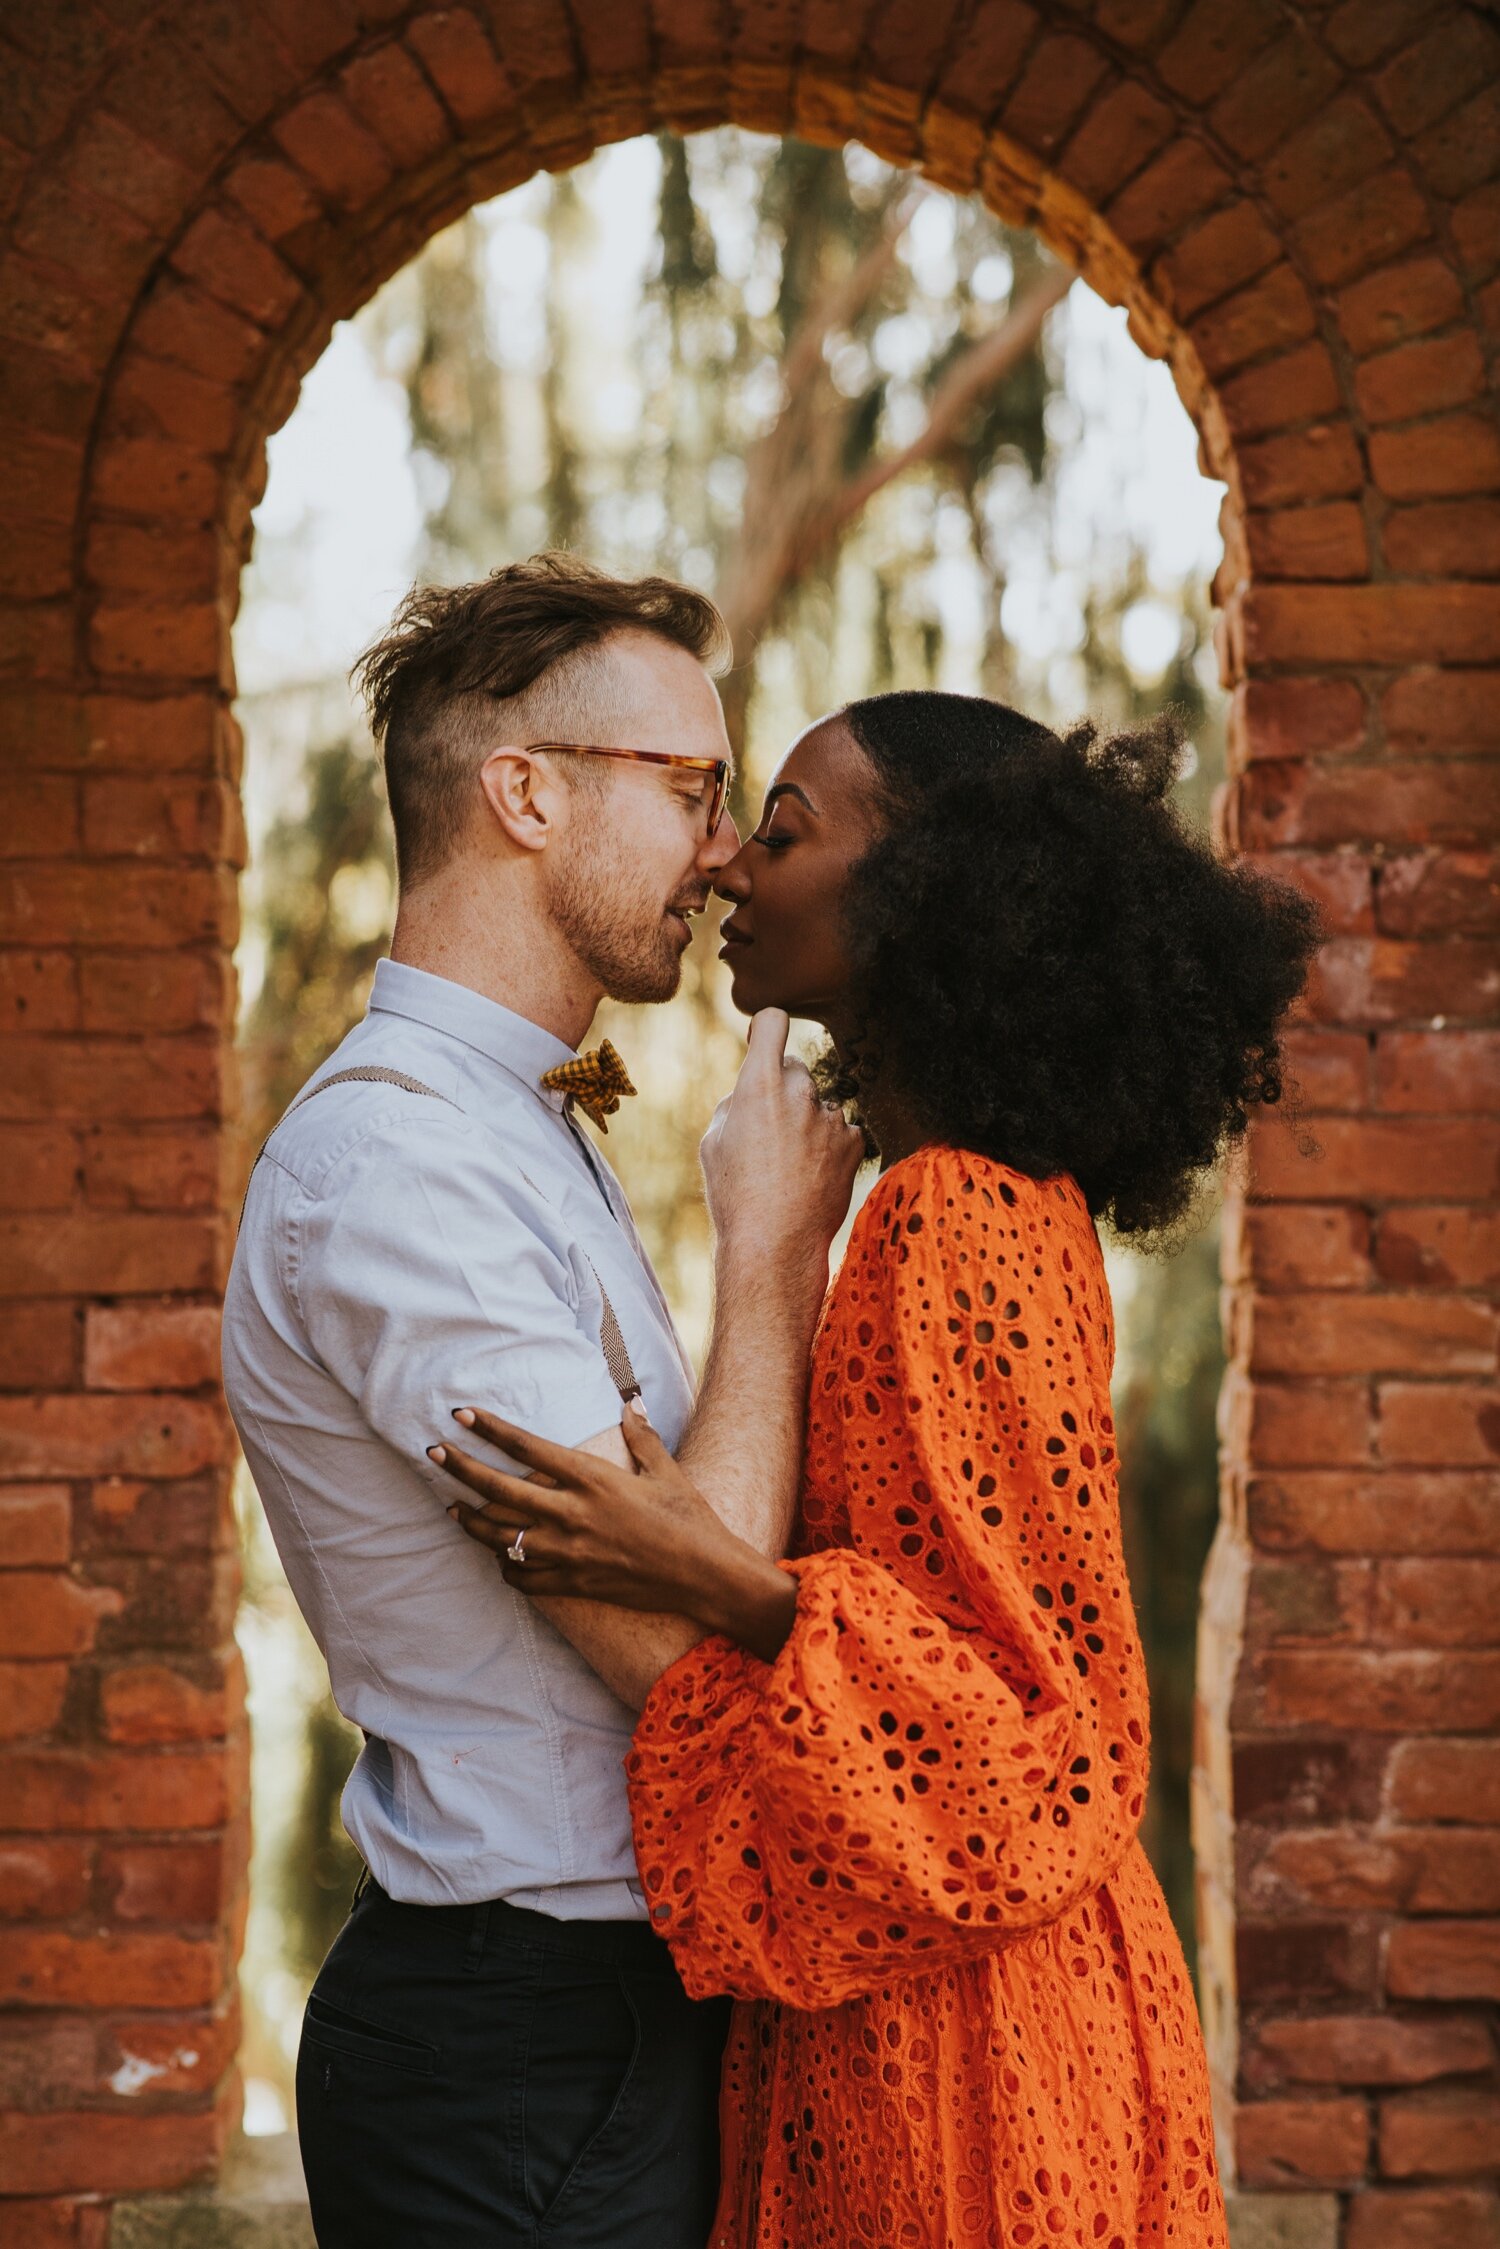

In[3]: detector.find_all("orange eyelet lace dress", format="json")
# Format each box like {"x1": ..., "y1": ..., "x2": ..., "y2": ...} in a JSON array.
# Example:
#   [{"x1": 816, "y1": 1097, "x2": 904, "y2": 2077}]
[{"x1": 627, "y1": 1146, "x2": 1228, "y2": 2248}]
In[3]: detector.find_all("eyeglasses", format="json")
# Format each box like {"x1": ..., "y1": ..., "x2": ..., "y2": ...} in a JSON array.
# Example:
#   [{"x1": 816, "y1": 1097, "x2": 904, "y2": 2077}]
[{"x1": 528, "y1": 743, "x2": 731, "y2": 838}]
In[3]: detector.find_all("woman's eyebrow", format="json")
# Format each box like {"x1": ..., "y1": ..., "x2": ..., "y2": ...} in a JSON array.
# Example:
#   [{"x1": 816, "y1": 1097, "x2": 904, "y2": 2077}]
[{"x1": 764, "y1": 781, "x2": 818, "y2": 814}]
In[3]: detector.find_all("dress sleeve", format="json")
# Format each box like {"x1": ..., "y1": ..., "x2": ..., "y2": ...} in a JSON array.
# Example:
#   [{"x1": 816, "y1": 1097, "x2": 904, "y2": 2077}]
[{"x1": 627, "y1": 1147, "x2": 1150, "y2": 2008}]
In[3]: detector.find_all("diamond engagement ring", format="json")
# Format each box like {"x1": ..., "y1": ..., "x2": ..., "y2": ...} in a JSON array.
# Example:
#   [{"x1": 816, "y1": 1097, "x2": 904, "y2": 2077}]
[{"x1": 506, "y1": 1528, "x2": 528, "y2": 1565}]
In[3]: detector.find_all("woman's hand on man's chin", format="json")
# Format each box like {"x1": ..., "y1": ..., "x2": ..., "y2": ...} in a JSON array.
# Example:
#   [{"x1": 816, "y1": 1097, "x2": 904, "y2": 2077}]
[{"x1": 427, "y1": 1402, "x2": 797, "y2": 1664}]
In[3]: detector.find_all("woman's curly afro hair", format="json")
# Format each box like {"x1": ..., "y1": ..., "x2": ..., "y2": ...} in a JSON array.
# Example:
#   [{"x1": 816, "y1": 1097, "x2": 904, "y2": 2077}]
[{"x1": 820, "y1": 689, "x2": 1321, "y2": 1239}]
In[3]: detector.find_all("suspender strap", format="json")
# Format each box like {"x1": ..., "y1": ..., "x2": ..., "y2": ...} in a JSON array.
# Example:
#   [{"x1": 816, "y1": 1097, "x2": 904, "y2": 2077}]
[{"x1": 247, "y1": 1065, "x2": 642, "y2": 1403}]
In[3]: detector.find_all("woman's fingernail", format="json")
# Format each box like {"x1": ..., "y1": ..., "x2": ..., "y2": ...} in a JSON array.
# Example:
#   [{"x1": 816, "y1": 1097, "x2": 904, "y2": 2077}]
[
  {"x1": 446, "y1": 1505, "x2": 459, "y2": 1520},
  {"x1": 628, "y1": 1397, "x2": 649, "y2": 1420},
  {"x1": 427, "y1": 1445, "x2": 446, "y2": 1464},
  {"x1": 453, "y1": 1408, "x2": 476, "y2": 1427}
]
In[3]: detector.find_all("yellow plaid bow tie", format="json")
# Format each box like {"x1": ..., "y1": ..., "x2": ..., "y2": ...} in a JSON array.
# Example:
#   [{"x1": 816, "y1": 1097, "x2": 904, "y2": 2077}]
[{"x1": 540, "y1": 1039, "x2": 637, "y2": 1132}]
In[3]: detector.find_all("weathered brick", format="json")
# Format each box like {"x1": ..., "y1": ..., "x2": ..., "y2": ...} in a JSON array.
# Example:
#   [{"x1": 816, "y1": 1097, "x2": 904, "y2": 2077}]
[
  {"x1": 0, "y1": 1924, "x2": 225, "y2": 2009},
  {"x1": 1385, "y1": 498, "x2": 1500, "y2": 580},
  {"x1": 1281, "y1": 1027, "x2": 1372, "y2": 1110},
  {"x1": 1245, "y1": 503, "x2": 1369, "y2": 580},
  {"x1": 1105, "y1": 136, "x2": 1233, "y2": 257},
  {"x1": 1380, "y1": 2082, "x2": 1500, "y2": 2173},
  {"x1": 1235, "y1": 1915, "x2": 1380, "y2": 2003},
  {"x1": 1451, "y1": 179, "x2": 1500, "y2": 280},
  {"x1": 0, "y1": 1302, "x2": 78, "y2": 1391},
  {"x1": 89, "y1": 601, "x2": 230, "y2": 685},
  {"x1": 0, "y1": 955, "x2": 79, "y2": 1035},
  {"x1": 1263, "y1": 93, "x2": 1393, "y2": 219},
  {"x1": 1376, "y1": 1208, "x2": 1500, "y2": 1291},
  {"x1": 83, "y1": 1302, "x2": 220, "y2": 1391},
  {"x1": 1257, "y1": 1648, "x2": 1500, "y2": 1731},
  {"x1": 1193, "y1": 262, "x2": 1318, "y2": 380},
  {"x1": 1252, "y1": 2011, "x2": 1494, "y2": 2088},
  {"x1": 1220, "y1": 1362, "x2": 1375, "y2": 1467},
  {"x1": 99, "y1": 1656, "x2": 238, "y2": 1744},
  {"x1": 0, "y1": 865, "x2": 238, "y2": 950},
  {"x1": 1227, "y1": 1203, "x2": 1372, "y2": 1290},
  {"x1": 81, "y1": 693, "x2": 225, "y2": 775},
  {"x1": 1324, "y1": 0, "x2": 1433, "y2": 73},
  {"x1": 1295, "y1": 168, "x2": 1432, "y2": 290},
  {"x1": 1234, "y1": 1731, "x2": 1386, "y2": 1825},
  {"x1": 0, "y1": 2098, "x2": 229, "y2": 2196},
  {"x1": 170, "y1": 207, "x2": 305, "y2": 332},
  {"x1": 98, "y1": 1830, "x2": 246, "y2": 1926},
  {"x1": 1389, "y1": 1736, "x2": 1500, "y2": 1823},
  {"x1": 1247, "y1": 1469, "x2": 1500, "y2": 1555},
  {"x1": 1376, "y1": 413, "x2": 1500, "y2": 510},
  {"x1": 79, "y1": 950, "x2": 232, "y2": 1037},
  {"x1": 1236, "y1": 759, "x2": 1500, "y2": 851},
  {"x1": 1347, "y1": 2187, "x2": 1500, "y2": 2249},
  {"x1": 81, "y1": 775, "x2": 242, "y2": 862},
  {"x1": 1057, "y1": 77, "x2": 1175, "y2": 209},
  {"x1": 1356, "y1": 330, "x2": 1488, "y2": 426},
  {"x1": 1207, "y1": 26, "x2": 1344, "y2": 162},
  {"x1": 0, "y1": 1840, "x2": 91, "y2": 1921},
  {"x1": 1242, "y1": 1291, "x2": 1496, "y2": 1379},
  {"x1": 87, "y1": 1552, "x2": 239, "y2": 1653},
  {"x1": 1241, "y1": 584, "x2": 1500, "y2": 667},
  {"x1": 1374, "y1": 13, "x2": 1500, "y2": 137},
  {"x1": 1247, "y1": 1114, "x2": 1499, "y2": 1202},
  {"x1": 340, "y1": 39, "x2": 453, "y2": 169},
  {"x1": 405, "y1": 10, "x2": 514, "y2": 132},
  {"x1": 1375, "y1": 1558, "x2": 1500, "y2": 1647},
  {"x1": 1000, "y1": 33, "x2": 1109, "y2": 157},
  {"x1": 0, "y1": 1488, "x2": 71, "y2": 1568},
  {"x1": 0, "y1": 1393, "x2": 228, "y2": 1480},
  {"x1": 0, "y1": 1742, "x2": 242, "y2": 1833},
  {"x1": 1376, "y1": 1030, "x2": 1500, "y2": 1113},
  {"x1": 1338, "y1": 254, "x2": 1466, "y2": 356},
  {"x1": 81, "y1": 1126, "x2": 223, "y2": 1214},
  {"x1": 85, "y1": 520, "x2": 230, "y2": 603},
  {"x1": 1234, "y1": 2092, "x2": 1369, "y2": 2187},
  {"x1": 80, "y1": 1473, "x2": 230, "y2": 1558},
  {"x1": 0, "y1": 1124, "x2": 78, "y2": 1211},
  {"x1": 271, "y1": 85, "x2": 397, "y2": 212},
  {"x1": 1376, "y1": 850, "x2": 1499, "y2": 939},
  {"x1": 1238, "y1": 421, "x2": 1365, "y2": 507},
  {"x1": 0, "y1": 1039, "x2": 227, "y2": 1126},
  {"x1": 1378, "y1": 1382, "x2": 1500, "y2": 1467},
  {"x1": 1217, "y1": 338, "x2": 1343, "y2": 439},
  {"x1": 1416, "y1": 81, "x2": 1500, "y2": 202},
  {"x1": 0, "y1": 1574, "x2": 121, "y2": 1659},
  {"x1": 1229, "y1": 678, "x2": 1369, "y2": 765},
  {"x1": 0, "y1": 1664, "x2": 69, "y2": 1741}
]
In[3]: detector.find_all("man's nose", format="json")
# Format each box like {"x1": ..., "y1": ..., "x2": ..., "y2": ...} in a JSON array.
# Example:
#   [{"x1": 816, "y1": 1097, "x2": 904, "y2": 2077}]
[
  {"x1": 709, "y1": 832, "x2": 752, "y2": 902},
  {"x1": 698, "y1": 808, "x2": 742, "y2": 877}
]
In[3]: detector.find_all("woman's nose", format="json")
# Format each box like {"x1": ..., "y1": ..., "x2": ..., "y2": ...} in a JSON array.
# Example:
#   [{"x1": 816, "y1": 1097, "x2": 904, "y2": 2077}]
[{"x1": 711, "y1": 838, "x2": 753, "y2": 902}]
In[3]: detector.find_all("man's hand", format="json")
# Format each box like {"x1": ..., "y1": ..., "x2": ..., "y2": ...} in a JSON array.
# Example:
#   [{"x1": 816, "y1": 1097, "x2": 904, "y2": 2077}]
[{"x1": 700, "y1": 1009, "x2": 863, "y2": 1293}]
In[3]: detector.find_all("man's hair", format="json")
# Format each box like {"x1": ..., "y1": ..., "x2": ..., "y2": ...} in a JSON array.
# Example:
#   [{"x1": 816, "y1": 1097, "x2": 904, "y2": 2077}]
[{"x1": 352, "y1": 553, "x2": 730, "y2": 887}]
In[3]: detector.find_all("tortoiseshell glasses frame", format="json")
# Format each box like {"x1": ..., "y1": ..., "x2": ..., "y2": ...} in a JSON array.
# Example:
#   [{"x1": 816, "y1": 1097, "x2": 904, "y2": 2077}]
[{"x1": 527, "y1": 742, "x2": 732, "y2": 838}]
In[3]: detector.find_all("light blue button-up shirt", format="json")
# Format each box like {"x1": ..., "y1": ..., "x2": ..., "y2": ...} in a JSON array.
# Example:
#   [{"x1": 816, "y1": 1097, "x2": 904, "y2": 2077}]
[{"x1": 222, "y1": 959, "x2": 696, "y2": 1915}]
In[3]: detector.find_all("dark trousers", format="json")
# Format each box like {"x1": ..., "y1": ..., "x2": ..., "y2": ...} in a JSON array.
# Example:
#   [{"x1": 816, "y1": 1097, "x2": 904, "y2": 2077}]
[{"x1": 296, "y1": 1875, "x2": 731, "y2": 2248}]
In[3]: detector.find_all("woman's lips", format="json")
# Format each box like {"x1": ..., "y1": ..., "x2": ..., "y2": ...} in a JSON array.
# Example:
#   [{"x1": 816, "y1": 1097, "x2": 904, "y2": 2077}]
[{"x1": 719, "y1": 918, "x2": 752, "y2": 954}]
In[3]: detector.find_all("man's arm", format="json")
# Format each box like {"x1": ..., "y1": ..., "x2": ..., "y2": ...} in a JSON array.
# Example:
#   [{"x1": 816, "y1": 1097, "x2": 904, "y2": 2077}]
[{"x1": 524, "y1": 1013, "x2": 861, "y2": 1709}]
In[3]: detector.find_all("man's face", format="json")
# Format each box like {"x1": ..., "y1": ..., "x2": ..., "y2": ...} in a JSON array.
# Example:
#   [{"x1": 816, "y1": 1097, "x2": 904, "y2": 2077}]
[{"x1": 542, "y1": 632, "x2": 739, "y2": 1004}]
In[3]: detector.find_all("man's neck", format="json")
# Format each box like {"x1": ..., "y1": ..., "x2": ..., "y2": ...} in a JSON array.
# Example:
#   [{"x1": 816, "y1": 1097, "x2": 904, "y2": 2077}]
[{"x1": 390, "y1": 872, "x2": 601, "y2": 1050}]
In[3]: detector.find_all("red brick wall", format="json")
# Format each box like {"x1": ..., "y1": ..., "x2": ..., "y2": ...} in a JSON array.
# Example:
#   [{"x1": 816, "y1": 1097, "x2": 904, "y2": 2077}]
[{"x1": 0, "y1": 3, "x2": 1495, "y2": 2239}]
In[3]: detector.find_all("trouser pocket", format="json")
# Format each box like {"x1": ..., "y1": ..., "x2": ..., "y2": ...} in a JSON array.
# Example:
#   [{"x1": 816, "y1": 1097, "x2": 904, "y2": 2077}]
[{"x1": 523, "y1": 1952, "x2": 642, "y2": 2229}]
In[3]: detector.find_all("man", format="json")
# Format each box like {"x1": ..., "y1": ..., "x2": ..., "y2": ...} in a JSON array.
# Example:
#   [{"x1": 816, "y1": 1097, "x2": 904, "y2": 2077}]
[{"x1": 222, "y1": 554, "x2": 861, "y2": 2246}]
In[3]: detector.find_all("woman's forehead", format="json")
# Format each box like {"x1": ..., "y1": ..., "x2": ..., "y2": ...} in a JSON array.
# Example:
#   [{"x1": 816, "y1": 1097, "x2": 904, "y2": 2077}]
[{"x1": 768, "y1": 713, "x2": 857, "y2": 798}]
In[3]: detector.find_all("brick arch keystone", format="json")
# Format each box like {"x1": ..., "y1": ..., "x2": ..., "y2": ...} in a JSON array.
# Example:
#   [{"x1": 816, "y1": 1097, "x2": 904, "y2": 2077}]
[{"x1": 1, "y1": 4, "x2": 1496, "y2": 2241}]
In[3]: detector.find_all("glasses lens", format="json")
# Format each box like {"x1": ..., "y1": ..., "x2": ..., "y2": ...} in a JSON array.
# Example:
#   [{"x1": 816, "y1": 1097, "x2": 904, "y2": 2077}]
[{"x1": 709, "y1": 762, "x2": 729, "y2": 837}]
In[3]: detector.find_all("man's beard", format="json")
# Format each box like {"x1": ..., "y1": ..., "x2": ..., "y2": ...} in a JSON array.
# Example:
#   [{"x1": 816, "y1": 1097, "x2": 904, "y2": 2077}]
[{"x1": 546, "y1": 808, "x2": 688, "y2": 1005}]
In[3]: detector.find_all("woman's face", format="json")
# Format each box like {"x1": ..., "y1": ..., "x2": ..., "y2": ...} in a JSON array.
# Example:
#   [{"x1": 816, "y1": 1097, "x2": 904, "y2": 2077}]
[{"x1": 713, "y1": 715, "x2": 887, "y2": 1023}]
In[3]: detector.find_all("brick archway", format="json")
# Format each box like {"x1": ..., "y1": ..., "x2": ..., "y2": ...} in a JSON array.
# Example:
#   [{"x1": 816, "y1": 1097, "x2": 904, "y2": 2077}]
[{"x1": 2, "y1": 5, "x2": 1496, "y2": 2241}]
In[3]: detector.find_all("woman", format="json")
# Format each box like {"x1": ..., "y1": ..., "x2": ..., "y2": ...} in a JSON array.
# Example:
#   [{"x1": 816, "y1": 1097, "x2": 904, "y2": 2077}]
[{"x1": 434, "y1": 692, "x2": 1319, "y2": 2247}]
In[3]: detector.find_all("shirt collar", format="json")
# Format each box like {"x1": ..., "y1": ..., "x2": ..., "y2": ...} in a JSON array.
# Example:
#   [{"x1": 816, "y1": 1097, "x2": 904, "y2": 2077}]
[{"x1": 367, "y1": 958, "x2": 577, "y2": 1111}]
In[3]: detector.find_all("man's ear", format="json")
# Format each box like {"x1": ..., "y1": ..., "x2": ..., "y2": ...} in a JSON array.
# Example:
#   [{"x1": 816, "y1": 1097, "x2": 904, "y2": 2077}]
[{"x1": 477, "y1": 747, "x2": 556, "y2": 854}]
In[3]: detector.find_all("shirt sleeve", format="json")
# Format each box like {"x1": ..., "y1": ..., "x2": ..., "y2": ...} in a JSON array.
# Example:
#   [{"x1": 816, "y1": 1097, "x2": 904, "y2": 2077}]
[
  {"x1": 626, "y1": 1147, "x2": 1149, "y2": 2009},
  {"x1": 291, "y1": 1111, "x2": 626, "y2": 1493}
]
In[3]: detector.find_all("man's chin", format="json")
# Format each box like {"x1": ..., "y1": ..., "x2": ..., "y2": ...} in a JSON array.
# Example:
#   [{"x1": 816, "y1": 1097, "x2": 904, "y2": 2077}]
[{"x1": 602, "y1": 950, "x2": 683, "y2": 1007}]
